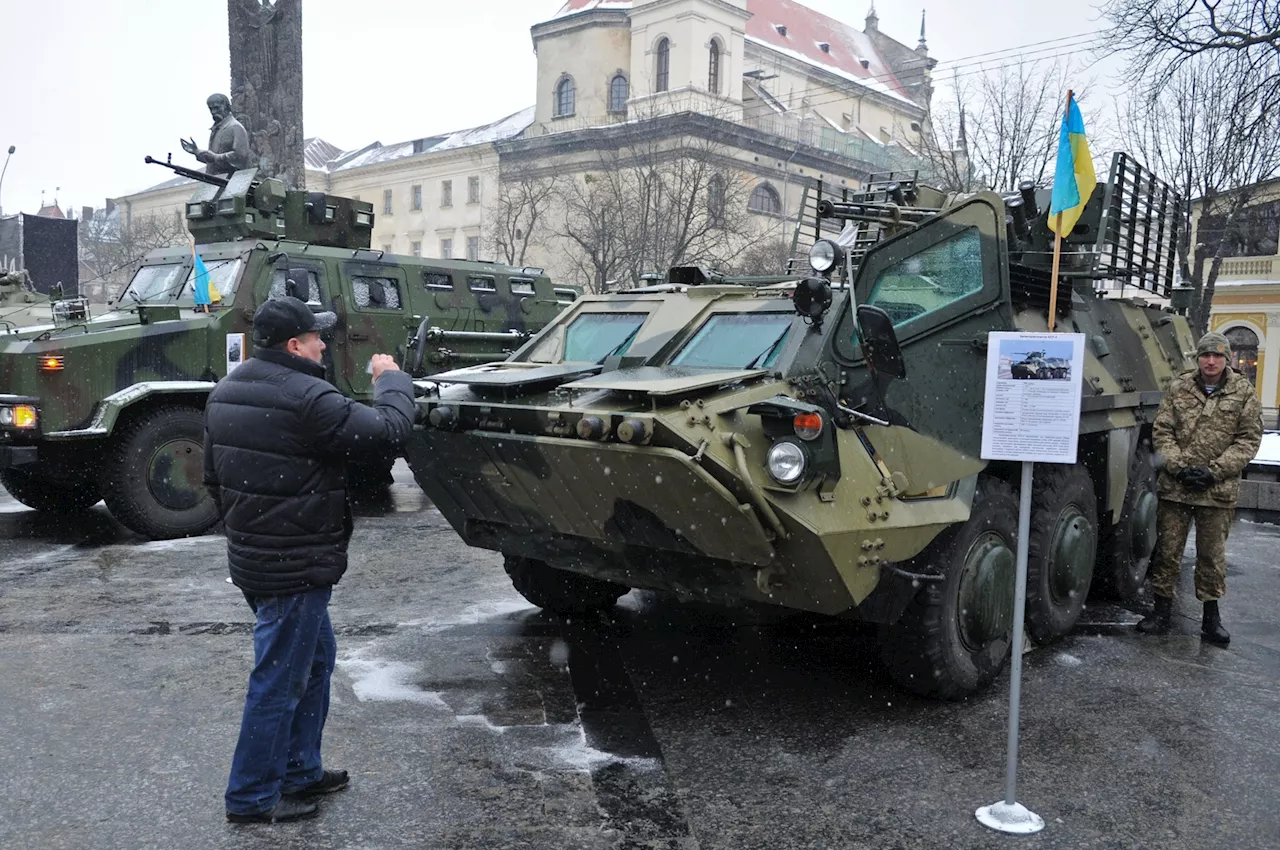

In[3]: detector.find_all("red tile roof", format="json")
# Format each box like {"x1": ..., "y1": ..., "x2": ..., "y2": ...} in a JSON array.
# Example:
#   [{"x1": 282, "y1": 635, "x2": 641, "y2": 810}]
[{"x1": 552, "y1": 0, "x2": 913, "y2": 101}]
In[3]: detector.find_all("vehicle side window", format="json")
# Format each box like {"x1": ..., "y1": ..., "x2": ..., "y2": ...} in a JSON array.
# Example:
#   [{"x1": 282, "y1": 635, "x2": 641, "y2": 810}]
[
  {"x1": 865, "y1": 226, "x2": 982, "y2": 327},
  {"x1": 423, "y1": 271, "x2": 454, "y2": 291},
  {"x1": 468, "y1": 276, "x2": 496, "y2": 293},
  {"x1": 510, "y1": 278, "x2": 535, "y2": 296},
  {"x1": 351, "y1": 275, "x2": 402, "y2": 310},
  {"x1": 269, "y1": 268, "x2": 323, "y2": 303}
]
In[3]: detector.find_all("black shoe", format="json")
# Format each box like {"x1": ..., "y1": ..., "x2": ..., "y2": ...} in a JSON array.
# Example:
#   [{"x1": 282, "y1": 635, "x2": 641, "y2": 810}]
[
  {"x1": 1136, "y1": 595, "x2": 1173, "y2": 635},
  {"x1": 226, "y1": 797, "x2": 320, "y2": 824},
  {"x1": 1202, "y1": 600, "x2": 1231, "y2": 645},
  {"x1": 284, "y1": 769, "x2": 350, "y2": 798}
]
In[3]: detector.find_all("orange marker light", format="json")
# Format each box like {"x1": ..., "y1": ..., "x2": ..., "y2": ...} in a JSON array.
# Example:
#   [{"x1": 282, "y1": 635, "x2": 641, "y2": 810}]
[
  {"x1": 793, "y1": 411, "x2": 824, "y2": 441},
  {"x1": 13, "y1": 405, "x2": 38, "y2": 429},
  {"x1": 39, "y1": 356, "x2": 65, "y2": 371}
]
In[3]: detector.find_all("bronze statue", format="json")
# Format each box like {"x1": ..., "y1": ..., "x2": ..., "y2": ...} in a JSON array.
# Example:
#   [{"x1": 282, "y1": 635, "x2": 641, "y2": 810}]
[{"x1": 181, "y1": 94, "x2": 254, "y2": 176}]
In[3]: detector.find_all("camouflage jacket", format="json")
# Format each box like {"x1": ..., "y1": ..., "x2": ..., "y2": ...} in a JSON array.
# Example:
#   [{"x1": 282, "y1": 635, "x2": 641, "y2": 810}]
[{"x1": 1153, "y1": 367, "x2": 1263, "y2": 507}]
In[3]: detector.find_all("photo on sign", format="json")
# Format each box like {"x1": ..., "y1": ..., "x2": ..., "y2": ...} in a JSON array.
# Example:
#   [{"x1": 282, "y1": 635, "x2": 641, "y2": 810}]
[
  {"x1": 997, "y1": 338, "x2": 1074, "y2": 381},
  {"x1": 225, "y1": 332, "x2": 245, "y2": 374}
]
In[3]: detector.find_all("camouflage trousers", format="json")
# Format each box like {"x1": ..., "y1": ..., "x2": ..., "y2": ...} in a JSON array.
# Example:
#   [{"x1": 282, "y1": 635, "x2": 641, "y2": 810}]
[{"x1": 1149, "y1": 499, "x2": 1233, "y2": 601}]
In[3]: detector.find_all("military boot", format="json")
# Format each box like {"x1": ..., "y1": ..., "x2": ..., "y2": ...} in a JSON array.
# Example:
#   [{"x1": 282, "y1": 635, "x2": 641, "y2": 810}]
[
  {"x1": 1136, "y1": 595, "x2": 1172, "y2": 634},
  {"x1": 1201, "y1": 600, "x2": 1231, "y2": 645}
]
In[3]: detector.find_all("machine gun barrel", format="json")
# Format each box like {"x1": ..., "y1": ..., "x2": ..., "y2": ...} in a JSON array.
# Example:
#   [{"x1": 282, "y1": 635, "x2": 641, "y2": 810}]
[
  {"x1": 143, "y1": 155, "x2": 229, "y2": 189},
  {"x1": 816, "y1": 198, "x2": 936, "y2": 225}
]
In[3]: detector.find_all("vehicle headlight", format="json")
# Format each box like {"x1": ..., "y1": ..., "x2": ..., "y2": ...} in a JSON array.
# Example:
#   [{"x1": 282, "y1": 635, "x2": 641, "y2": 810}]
[
  {"x1": 766, "y1": 440, "x2": 806, "y2": 484},
  {"x1": 0, "y1": 407, "x2": 12, "y2": 426},
  {"x1": 808, "y1": 239, "x2": 838, "y2": 273}
]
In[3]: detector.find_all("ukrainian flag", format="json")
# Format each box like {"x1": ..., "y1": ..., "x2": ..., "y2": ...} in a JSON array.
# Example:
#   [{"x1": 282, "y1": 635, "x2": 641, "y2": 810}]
[
  {"x1": 1048, "y1": 97, "x2": 1097, "y2": 238},
  {"x1": 191, "y1": 242, "x2": 221, "y2": 306}
]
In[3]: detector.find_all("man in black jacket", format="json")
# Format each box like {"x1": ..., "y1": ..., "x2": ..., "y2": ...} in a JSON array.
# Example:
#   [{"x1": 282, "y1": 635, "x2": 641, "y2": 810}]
[{"x1": 205, "y1": 297, "x2": 415, "y2": 823}]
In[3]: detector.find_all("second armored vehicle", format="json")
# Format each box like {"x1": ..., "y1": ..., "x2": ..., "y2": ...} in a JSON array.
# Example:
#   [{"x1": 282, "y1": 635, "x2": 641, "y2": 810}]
[{"x1": 0, "y1": 160, "x2": 577, "y2": 539}]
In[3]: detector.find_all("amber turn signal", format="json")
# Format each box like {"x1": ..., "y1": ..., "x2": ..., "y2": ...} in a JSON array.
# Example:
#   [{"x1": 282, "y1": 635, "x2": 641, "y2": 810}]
[
  {"x1": 39, "y1": 355, "x2": 65, "y2": 371},
  {"x1": 13, "y1": 405, "x2": 38, "y2": 429}
]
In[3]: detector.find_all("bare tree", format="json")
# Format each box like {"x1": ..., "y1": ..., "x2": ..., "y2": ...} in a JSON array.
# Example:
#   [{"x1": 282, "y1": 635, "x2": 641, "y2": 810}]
[
  {"x1": 485, "y1": 170, "x2": 558, "y2": 268},
  {"x1": 732, "y1": 237, "x2": 797, "y2": 276},
  {"x1": 80, "y1": 211, "x2": 189, "y2": 301},
  {"x1": 556, "y1": 114, "x2": 756, "y2": 291},
  {"x1": 1123, "y1": 51, "x2": 1280, "y2": 334},
  {"x1": 1103, "y1": 0, "x2": 1280, "y2": 124}
]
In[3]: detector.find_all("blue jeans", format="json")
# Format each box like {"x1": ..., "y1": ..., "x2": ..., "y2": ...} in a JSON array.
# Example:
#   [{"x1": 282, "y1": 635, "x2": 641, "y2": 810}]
[{"x1": 225, "y1": 588, "x2": 336, "y2": 815}]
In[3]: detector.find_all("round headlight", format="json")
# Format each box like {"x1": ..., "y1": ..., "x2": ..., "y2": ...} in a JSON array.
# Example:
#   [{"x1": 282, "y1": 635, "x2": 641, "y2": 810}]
[
  {"x1": 766, "y1": 441, "x2": 806, "y2": 484},
  {"x1": 808, "y1": 239, "x2": 838, "y2": 273},
  {"x1": 0, "y1": 407, "x2": 12, "y2": 426}
]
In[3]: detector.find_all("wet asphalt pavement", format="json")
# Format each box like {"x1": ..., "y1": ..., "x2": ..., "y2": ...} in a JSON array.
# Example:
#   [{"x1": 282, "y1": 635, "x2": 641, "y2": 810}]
[{"x1": 2, "y1": 464, "x2": 1279, "y2": 850}]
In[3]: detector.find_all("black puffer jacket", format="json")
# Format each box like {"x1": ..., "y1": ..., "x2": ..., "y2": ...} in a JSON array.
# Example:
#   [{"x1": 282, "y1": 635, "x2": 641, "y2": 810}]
[{"x1": 203, "y1": 348, "x2": 415, "y2": 595}]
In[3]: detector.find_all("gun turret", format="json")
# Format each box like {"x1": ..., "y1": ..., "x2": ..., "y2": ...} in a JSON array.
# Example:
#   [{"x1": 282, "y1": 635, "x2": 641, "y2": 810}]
[{"x1": 144, "y1": 154, "x2": 229, "y2": 189}]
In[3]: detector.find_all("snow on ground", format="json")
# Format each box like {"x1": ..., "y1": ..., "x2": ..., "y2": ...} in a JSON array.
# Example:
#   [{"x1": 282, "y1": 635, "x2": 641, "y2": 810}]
[{"x1": 337, "y1": 644, "x2": 450, "y2": 710}]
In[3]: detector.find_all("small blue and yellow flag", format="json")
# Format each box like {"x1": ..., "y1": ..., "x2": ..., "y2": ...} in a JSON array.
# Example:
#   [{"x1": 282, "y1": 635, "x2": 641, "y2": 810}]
[
  {"x1": 190, "y1": 241, "x2": 221, "y2": 306},
  {"x1": 1048, "y1": 96, "x2": 1097, "y2": 238}
]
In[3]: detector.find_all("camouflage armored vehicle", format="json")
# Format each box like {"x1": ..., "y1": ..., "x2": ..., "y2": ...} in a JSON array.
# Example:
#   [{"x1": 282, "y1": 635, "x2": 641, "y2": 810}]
[
  {"x1": 0, "y1": 158, "x2": 577, "y2": 540},
  {"x1": 1010, "y1": 350, "x2": 1070, "y2": 380},
  {"x1": 0, "y1": 269, "x2": 53, "y2": 333},
  {"x1": 405, "y1": 152, "x2": 1193, "y2": 699}
]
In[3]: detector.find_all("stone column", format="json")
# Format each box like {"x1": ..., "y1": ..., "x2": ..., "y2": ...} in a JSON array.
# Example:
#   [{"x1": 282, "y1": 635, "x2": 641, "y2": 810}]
[{"x1": 1263, "y1": 312, "x2": 1280, "y2": 427}]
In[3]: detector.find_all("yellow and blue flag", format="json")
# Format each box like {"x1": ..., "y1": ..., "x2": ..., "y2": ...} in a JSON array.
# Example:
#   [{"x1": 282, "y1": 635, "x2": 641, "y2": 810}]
[
  {"x1": 1048, "y1": 97, "x2": 1097, "y2": 238},
  {"x1": 190, "y1": 241, "x2": 221, "y2": 306}
]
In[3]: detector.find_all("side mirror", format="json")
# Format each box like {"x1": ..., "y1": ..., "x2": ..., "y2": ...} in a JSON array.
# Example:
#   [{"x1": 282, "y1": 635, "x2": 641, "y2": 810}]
[
  {"x1": 856, "y1": 304, "x2": 906, "y2": 380},
  {"x1": 285, "y1": 267, "x2": 310, "y2": 301},
  {"x1": 408, "y1": 315, "x2": 432, "y2": 375}
]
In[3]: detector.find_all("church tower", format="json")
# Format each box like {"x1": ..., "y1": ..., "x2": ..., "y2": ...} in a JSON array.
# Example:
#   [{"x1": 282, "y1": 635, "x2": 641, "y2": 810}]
[{"x1": 627, "y1": 0, "x2": 751, "y2": 120}]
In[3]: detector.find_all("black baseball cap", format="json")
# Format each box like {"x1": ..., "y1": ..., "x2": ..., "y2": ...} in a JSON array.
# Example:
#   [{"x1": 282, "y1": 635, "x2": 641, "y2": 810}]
[{"x1": 252, "y1": 297, "x2": 337, "y2": 347}]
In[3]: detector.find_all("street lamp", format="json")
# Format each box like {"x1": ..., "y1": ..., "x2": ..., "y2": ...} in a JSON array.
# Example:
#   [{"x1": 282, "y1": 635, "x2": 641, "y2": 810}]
[{"x1": 0, "y1": 145, "x2": 15, "y2": 217}]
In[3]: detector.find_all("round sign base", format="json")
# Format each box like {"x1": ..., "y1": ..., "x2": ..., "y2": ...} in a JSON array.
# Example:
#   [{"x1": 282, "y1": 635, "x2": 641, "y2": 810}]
[{"x1": 975, "y1": 801, "x2": 1045, "y2": 834}]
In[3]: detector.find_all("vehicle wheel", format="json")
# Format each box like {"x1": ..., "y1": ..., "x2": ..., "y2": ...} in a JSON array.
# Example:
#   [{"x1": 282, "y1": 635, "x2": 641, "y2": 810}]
[
  {"x1": 101, "y1": 406, "x2": 219, "y2": 540},
  {"x1": 1025, "y1": 464, "x2": 1097, "y2": 644},
  {"x1": 0, "y1": 467, "x2": 102, "y2": 514},
  {"x1": 880, "y1": 477, "x2": 1018, "y2": 700},
  {"x1": 503, "y1": 555, "x2": 628, "y2": 615},
  {"x1": 1096, "y1": 451, "x2": 1157, "y2": 603}
]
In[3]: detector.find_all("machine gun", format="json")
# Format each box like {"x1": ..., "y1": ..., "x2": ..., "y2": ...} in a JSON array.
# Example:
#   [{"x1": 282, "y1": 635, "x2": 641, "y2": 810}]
[{"x1": 144, "y1": 154, "x2": 230, "y2": 189}]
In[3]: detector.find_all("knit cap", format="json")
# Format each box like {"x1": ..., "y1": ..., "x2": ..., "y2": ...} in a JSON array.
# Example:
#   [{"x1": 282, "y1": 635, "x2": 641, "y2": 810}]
[{"x1": 1196, "y1": 332, "x2": 1231, "y2": 357}]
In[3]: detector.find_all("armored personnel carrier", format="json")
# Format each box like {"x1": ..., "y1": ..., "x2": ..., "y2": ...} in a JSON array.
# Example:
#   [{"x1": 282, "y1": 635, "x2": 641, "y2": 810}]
[
  {"x1": 1010, "y1": 350, "x2": 1071, "y2": 380},
  {"x1": 0, "y1": 158, "x2": 577, "y2": 539},
  {"x1": 405, "y1": 152, "x2": 1193, "y2": 699},
  {"x1": 0, "y1": 269, "x2": 53, "y2": 332}
]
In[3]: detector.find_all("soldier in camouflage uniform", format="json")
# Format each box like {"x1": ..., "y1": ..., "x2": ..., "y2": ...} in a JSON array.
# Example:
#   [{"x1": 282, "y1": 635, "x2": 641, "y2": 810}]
[{"x1": 1137, "y1": 332, "x2": 1263, "y2": 644}]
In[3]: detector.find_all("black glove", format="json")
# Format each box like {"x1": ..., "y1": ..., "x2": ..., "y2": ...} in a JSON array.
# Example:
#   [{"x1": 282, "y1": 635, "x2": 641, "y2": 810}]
[{"x1": 1176, "y1": 466, "x2": 1216, "y2": 491}]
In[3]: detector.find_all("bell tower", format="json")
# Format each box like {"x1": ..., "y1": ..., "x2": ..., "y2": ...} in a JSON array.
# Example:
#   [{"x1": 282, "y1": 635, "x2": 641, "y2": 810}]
[{"x1": 627, "y1": 0, "x2": 750, "y2": 119}]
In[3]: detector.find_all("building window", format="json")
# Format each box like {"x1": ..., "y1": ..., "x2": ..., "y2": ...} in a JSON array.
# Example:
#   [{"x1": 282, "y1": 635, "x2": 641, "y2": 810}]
[
  {"x1": 1225, "y1": 326, "x2": 1260, "y2": 385},
  {"x1": 708, "y1": 175, "x2": 727, "y2": 227},
  {"x1": 383, "y1": 189, "x2": 393, "y2": 215},
  {"x1": 441, "y1": 180, "x2": 453, "y2": 207},
  {"x1": 708, "y1": 39, "x2": 721, "y2": 94},
  {"x1": 440, "y1": 238, "x2": 453, "y2": 259},
  {"x1": 411, "y1": 185, "x2": 422, "y2": 211},
  {"x1": 555, "y1": 75, "x2": 576, "y2": 117},
  {"x1": 609, "y1": 73, "x2": 629, "y2": 113},
  {"x1": 468, "y1": 176, "x2": 481, "y2": 205},
  {"x1": 656, "y1": 38, "x2": 670, "y2": 92},
  {"x1": 748, "y1": 183, "x2": 782, "y2": 215},
  {"x1": 466, "y1": 236, "x2": 480, "y2": 261},
  {"x1": 411, "y1": 241, "x2": 422, "y2": 257}
]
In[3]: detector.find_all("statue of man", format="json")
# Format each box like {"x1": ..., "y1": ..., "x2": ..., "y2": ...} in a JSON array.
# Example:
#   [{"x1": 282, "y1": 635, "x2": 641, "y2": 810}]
[{"x1": 181, "y1": 93, "x2": 254, "y2": 176}]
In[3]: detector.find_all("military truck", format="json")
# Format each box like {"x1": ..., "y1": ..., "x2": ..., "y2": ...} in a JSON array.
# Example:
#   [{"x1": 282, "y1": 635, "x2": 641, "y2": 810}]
[
  {"x1": 404, "y1": 152, "x2": 1193, "y2": 699},
  {"x1": 0, "y1": 269, "x2": 53, "y2": 333},
  {"x1": 0, "y1": 158, "x2": 577, "y2": 540}
]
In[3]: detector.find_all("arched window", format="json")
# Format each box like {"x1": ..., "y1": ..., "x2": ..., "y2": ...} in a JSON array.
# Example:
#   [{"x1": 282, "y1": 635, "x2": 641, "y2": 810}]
[
  {"x1": 609, "y1": 73, "x2": 629, "y2": 113},
  {"x1": 655, "y1": 37, "x2": 671, "y2": 92},
  {"x1": 708, "y1": 175, "x2": 727, "y2": 226},
  {"x1": 748, "y1": 183, "x2": 782, "y2": 215},
  {"x1": 1225, "y1": 326, "x2": 1260, "y2": 385},
  {"x1": 708, "y1": 38, "x2": 722, "y2": 94},
  {"x1": 555, "y1": 75, "x2": 576, "y2": 117}
]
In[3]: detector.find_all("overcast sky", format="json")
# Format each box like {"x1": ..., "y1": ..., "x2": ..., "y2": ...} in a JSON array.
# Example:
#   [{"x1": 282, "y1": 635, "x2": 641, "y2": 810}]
[{"x1": 0, "y1": 0, "x2": 1117, "y2": 216}]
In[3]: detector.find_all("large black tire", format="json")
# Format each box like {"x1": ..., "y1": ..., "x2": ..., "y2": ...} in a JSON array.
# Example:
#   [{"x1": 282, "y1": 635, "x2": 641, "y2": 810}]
[
  {"x1": 1025, "y1": 464, "x2": 1097, "y2": 644},
  {"x1": 880, "y1": 477, "x2": 1018, "y2": 700},
  {"x1": 503, "y1": 555, "x2": 628, "y2": 615},
  {"x1": 0, "y1": 467, "x2": 102, "y2": 514},
  {"x1": 101, "y1": 406, "x2": 219, "y2": 540},
  {"x1": 1095, "y1": 451, "x2": 1158, "y2": 604}
]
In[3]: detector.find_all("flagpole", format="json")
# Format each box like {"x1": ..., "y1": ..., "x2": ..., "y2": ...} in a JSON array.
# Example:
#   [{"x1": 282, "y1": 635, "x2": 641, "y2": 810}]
[{"x1": 1046, "y1": 89, "x2": 1073, "y2": 334}]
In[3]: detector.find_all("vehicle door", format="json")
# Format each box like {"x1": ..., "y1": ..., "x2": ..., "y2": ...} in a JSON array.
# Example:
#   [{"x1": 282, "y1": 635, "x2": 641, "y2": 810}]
[
  {"x1": 336, "y1": 260, "x2": 413, "y2": 398},
  {"x1": 253, "y1": 258, "x2": 339, "y2": 382},
  {"x1": 829, "y1": 194, "x2": 1012, "y2": 461}
]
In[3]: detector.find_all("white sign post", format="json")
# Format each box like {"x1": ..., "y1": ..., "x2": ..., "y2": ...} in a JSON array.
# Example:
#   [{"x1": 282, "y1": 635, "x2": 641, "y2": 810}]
[{"x1": 975, "y1": 331, "x2": 1085, "y2": 835}]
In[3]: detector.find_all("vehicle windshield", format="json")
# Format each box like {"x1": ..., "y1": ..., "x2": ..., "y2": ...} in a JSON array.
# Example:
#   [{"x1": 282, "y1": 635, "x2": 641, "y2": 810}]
[
  {"x1": 671, "y1": 313, "x2": 794, "y2": 369},
  {"x1": 121, "y1": 257, "x2": 245, "y2": 304},
  {"x1": 528, "y1": 312, "x2": 648, "y2": 363}
]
